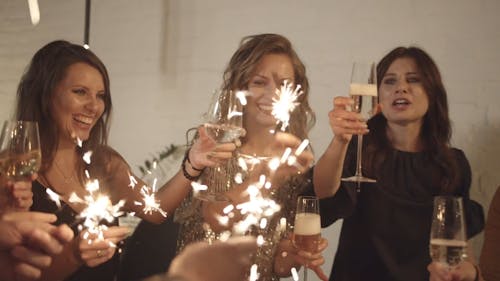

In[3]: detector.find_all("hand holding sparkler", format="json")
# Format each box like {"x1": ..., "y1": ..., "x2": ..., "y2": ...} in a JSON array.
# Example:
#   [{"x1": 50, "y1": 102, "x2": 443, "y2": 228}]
[{"x1": 71, "y1": 226, "x2": 129, "y2": 267}]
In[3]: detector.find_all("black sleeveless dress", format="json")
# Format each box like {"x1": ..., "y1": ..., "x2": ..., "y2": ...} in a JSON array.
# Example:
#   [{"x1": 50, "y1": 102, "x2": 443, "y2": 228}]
[{"x1": 31, "y1": 180, "x2": 120, "y2": 281}]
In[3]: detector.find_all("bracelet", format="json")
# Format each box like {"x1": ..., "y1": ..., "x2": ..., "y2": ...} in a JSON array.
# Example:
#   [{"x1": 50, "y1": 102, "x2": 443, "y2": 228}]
[
  {"x1": 182, "y1": 152, "x2": 202, "y2": 181},
  {"x1": 185, "y1": 148, "x2": 204, "y2": 172}
]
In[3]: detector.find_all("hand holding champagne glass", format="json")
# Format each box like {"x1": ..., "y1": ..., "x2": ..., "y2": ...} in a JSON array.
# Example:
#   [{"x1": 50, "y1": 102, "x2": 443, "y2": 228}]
[
  {"x1": 293, "y1": 196, "x2": 321, "y2": 281},
  {"x1": 429, "y1": 196, "x2": 468, "y2": 268},
  {"x1": 0, "y1": 121, "x2": 41, "y2": 181},
  {"x1": 342, "y1": 62, "x2": 378, "y2": 183},
  {"x1": 196, "y1": 90, "x2": 245, "y2": 202}
]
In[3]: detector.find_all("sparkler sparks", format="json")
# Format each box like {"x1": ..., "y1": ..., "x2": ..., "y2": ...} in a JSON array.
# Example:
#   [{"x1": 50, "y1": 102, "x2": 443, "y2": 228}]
[{"x1": 272, "y1": 81, "x2": 303, "y2": 131}]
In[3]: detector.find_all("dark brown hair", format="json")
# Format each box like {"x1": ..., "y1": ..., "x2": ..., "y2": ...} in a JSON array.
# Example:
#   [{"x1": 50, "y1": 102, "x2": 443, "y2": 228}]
[
  {"x1": 366, "y1": 46, "x2": 458, "y2": 193},
  {"x1": 15, "y1": 40, "x2": 112, "y2": 174},
  {"x1": 221, "y1": 33, "x2": 315, "y2": 139}
]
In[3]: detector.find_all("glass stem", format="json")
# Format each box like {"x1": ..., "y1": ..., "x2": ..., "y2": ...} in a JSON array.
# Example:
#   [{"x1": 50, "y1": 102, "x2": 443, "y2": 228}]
[
  {"x1": 303, "y1": 267, "x2": 308, "y2": 281},
  {"x1": 355, "y1": 134, "x2": 364, "y2": 177}
]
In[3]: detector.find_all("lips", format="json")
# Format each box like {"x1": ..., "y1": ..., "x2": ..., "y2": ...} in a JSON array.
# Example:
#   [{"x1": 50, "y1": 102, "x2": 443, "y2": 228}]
[
  {"x1": 392, "y1": 98, "x2": 412, "y2": 109},
  {"x1": 73, "y1": 114, "x2": 94, "y2": 126},
  {"x1": 258, "y1": 104, "x2": 273, "y2": 113}
]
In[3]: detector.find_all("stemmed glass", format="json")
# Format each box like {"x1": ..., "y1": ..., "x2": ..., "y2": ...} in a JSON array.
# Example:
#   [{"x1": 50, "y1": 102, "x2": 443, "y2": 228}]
[
  {"x1": 342, "y1": 62, "x2": 378, "y2": 183},
  {"x1": 429, "y1": 196, "x2": 468, "y2": 268},
  {"x1": 196, "y1": 90, "x2": 246, "y2": 201},
  {"x1": 0, "y1": 120, "x2": 41, "y2": 181},
  {"x1": 293, "y1": 196, "x2": 321, "y2": 281}
]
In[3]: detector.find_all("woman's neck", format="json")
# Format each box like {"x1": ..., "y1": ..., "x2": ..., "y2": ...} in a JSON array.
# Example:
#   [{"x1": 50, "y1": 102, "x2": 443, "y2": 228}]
[
  {"x1": 386, "y1": 121, "x2": 424, "y2": 152},
  {"x1": 240, "y1": 126, "x2": 275, "y2": 156}
]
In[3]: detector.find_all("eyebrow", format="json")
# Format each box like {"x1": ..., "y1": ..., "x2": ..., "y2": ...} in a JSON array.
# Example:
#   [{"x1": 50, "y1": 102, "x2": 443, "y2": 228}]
[{"x1": 383, "y1": 71, "x2": 419, "y2": 77}]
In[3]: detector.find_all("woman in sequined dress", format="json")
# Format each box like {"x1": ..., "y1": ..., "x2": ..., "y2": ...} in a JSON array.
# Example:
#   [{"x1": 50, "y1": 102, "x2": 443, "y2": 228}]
[{"x1": 175, "y1": 34, "x2": 328, "y2": 281}]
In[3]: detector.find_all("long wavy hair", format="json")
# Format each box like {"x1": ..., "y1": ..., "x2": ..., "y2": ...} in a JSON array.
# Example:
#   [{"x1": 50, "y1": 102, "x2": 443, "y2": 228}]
[
  {"x1": 15, "y1": 40, "x2": 112, "y2": 175},
  {"x1": 365, "y1": 46, "x2": 459, "y2": 193},
  {"x1": 220, "y1": 33, "x2": 315, "y2": 140}
]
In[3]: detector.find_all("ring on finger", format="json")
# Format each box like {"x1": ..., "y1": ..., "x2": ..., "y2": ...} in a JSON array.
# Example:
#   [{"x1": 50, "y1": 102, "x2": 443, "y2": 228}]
[{"x1": 96, "y1": 249, "x2": 104, "y2": 258}]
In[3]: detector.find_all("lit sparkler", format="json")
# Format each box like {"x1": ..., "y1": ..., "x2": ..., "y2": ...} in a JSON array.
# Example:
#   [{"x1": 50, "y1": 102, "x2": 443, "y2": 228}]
[{"x1": 272, "y1": 80, "x2": 303, "y2": 131}]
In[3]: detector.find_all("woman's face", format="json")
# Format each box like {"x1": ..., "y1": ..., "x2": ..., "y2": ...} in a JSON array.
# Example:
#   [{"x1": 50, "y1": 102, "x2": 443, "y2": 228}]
[
  {"x1": 52, "y1": 62, "x2": 106, "y2": 143},
  {"x1": 244, "y1": 53, "x2": 295, "y2": 131},
  {"x1": 378, "y1": 57, "x2": 429, "y2": 127}
]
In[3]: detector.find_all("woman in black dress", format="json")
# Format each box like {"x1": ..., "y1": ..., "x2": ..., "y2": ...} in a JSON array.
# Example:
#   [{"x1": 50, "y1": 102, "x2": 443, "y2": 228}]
[
  {"x1": 313, "y1": 46, "x2": 484, "y2": 281},
  {"x1": 15, "y1": 40, "x2": 233, "y2": 281}
]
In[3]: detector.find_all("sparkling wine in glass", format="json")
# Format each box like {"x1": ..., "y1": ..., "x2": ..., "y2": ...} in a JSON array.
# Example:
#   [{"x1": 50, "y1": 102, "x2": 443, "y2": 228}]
[
  {"x1": 203, "y1": 89, "x2": 246, "y2": 143},
  {"x1": 342, "y1": 62, "x2": 378, "y2": 183},
  {"x1": 293, "y1": 196, "x2": 321, "y2": 281},
  {"x1": 429, "y1": 196, "x2": 468, "y2": 268},
  {"x1": 0, "y1": 121, "x2": 41, "y2": 181},
  {"x1": 196, "y1": 90, "x2": 246, "y2": 202}
]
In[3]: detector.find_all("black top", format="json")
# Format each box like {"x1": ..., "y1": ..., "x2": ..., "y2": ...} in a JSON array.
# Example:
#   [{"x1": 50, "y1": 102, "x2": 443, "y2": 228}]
[
  {"x1": 31, "y1": 180, "x2": 119, "y2": 281},
  {"x1": 318, "y1": 142, "x2": 484, "y2": 281}
]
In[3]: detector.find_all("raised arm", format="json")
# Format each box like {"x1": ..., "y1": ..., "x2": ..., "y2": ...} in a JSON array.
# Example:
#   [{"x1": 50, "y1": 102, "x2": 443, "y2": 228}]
[{"x1": 313, "y1": 96, "x2": 368, "y2": 198}]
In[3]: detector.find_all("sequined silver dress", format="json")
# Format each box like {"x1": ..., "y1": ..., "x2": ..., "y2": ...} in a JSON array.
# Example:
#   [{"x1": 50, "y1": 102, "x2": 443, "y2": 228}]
[{"x1": 174, "y1": 158, "x2": 312, "y2": 281}]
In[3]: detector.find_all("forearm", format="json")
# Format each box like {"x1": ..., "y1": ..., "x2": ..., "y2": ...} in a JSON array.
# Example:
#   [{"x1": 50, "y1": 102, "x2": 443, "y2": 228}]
[
  {"x1": 313, "y1": 137, "x2": 349, "y2": 198},
  {"x1": 274, "y1": 250, "x2": 300, "y2": 278}
]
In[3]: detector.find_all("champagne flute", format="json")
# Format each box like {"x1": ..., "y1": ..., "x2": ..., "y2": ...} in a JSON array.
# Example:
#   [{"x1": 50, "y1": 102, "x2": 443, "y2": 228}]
[
  {"x1": 429, "y1": 196, "x2": 468, "y2": 268},
  {"x1": 293, "y1": 196, "x2": 321, "y2": 281},
  {"x1": 0, "y1": 120, "x2": 41, "y2": 181},
  {"x1": 196, "y1": 90, "x2": 246, "y2": 202},
  {"x1": 203, "y1": 89, "x2": 246, "y2": 144},
  {"x1": 342, "y1": 62, "x2": 378, "y2": 183}
]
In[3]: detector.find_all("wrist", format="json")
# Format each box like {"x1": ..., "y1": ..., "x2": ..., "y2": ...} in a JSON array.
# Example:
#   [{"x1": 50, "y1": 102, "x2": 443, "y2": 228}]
[{"x1": 181, "y1": 150, "x2": 203, "y2": 181}]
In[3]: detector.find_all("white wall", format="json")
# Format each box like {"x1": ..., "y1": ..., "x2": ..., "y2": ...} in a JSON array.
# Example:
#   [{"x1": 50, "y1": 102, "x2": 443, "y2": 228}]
[{"x1": 1, "y1": 1, "x2": 499, "y2": 280}]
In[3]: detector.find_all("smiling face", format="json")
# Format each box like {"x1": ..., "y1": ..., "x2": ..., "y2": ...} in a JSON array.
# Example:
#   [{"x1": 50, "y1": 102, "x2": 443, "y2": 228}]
[
  {"x1": 51, "y1": 62, "x2": 106, "y2": 144},
  {"x1": 378, "y1": 57, "x2": 429, "y2": 127},
  {"x1": 244, "y1": 53, "x2": 295, "y2": 132}
]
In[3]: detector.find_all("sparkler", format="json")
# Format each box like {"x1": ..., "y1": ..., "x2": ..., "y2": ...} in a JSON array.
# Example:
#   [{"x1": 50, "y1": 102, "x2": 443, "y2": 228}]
[{"x1": 272, "y1": 80, "x2": 303, "y2": 132}]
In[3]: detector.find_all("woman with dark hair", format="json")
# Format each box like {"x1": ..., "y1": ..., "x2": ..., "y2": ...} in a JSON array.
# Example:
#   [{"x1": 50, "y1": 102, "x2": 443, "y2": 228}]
[
  {"x1": 313, "y1": 46, "x2": 484, "y2": 281},
  {"x1": 175, "y1": 34, "x2": 327, "y2": 281},
  {"x1": 16, "y1": 40, "x2": 232, "y2": 281}
]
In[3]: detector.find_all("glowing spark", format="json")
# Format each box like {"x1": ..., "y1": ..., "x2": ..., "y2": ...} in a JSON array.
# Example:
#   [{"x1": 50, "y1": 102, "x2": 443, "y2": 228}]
[
  {"x1": 134, "y1": 185, "x2": 167, "y2": 217},
  {"x1": 76, "y1": 138, "x2": 83, "y2": 148},
  {"x1": 128, "y1": 172, "x2": 138, "y2": 188},
  {"x1": 191, "y1": 181, "x2": 208, "y2": 192},
  {"x1": 234, "y1": 172, "x2": 244, "y2": 184},
  {"x1": 223, "y1": 204, "x2": 234, "y2": 214},
  {"x1": 235, "y1": 90, "x2": 248, "y2": 106},
  {"x1": 260, "y1": 218, "x2": 268, "y2": 229},
  {"x1": 268, "y1": 158, "x2": 280, "y2": 171},
  {"x1": 257, "y1": 235, "x2": 265, "y2": 245},
  {"x1": 249, "y1": 264, "x2": 259, "y2": 281},
  {"x1": 280, "y1": 147, "x2": 292, "y2": 164},
  {"x1": 83, "y1": 151, "x2": 93, "y2": 164},
  {"x1": 295, "y1": 139, "x2": 309, "y2": 156},
  {"x1": 291, "y1": 267, "x2": 299, "y2": 281},
  {"x1": 46, "y1": 188, "x2": 61, "y2": 208},
  {"x1": 86, "y1": 179, "x2": 100, "y2": 193},
  {"x1": 272, "y1": 80, "x2": 303, "y2": 131}
]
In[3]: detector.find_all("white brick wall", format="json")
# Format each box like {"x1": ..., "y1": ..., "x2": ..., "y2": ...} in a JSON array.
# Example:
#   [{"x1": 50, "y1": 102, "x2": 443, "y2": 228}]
[{"x1": 1, "y1": 1, "x2": 499, "y2": 279}]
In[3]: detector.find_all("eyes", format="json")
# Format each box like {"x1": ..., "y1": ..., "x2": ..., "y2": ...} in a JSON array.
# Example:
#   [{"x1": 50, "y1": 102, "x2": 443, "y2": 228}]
[
  {"x1": 382, "y1": 75, "x2": 421, "y2": 85},
  {"x1": 71, "y1": 88, "x2": 106, "y2": 100},
  {"x1": 248, "y1": 77, "x2": 295, "y2": 88}
]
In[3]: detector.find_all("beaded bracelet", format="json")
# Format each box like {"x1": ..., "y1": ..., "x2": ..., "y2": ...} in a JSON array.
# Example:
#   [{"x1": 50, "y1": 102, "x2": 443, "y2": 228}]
[
  {"x1": 181, "y1": 150, "x2": 203, "y2": 181},
  {"x1": 185, "y1": 149, "x2": 204, "y2": 172},
  {"x1": 473, "y1": 264, "x2": 480, "y2": 281}
]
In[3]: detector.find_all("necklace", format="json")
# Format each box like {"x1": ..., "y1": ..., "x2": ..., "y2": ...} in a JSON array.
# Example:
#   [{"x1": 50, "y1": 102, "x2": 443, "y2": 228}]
[{"x1": 53, "y1": 158, "x2": 75, "y2": 184}]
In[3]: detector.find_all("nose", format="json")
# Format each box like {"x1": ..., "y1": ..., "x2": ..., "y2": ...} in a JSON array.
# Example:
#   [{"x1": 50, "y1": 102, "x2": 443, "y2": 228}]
[
  {"x1": 395, "y1": 79, "x2": 409, "y2": 94},
  {"x1": 84, "y1": 94, "x2": 100, "y2": 113}
]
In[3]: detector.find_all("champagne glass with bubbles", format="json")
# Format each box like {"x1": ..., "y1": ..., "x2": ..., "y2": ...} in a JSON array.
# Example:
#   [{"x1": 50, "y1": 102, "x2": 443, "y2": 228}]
[
  {"x1": 203, "y1": 89, "x2": 246, "y2": 144},
  {"x1": 197, "y1": 90, "x2": 246, "y2": 201},
  {"x1": 429, "y1": 196, "x2": 468, "y2": 268},
  {"x1": 0, "y1": 121, "x2": 41, "y2": 181},
  {"x1": 293, "y1": 196, "x2": 321, "y2": 281},
  {"x1": 342, "y1": 62, "x2": 378, "y2": 183}
]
